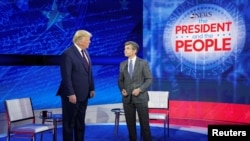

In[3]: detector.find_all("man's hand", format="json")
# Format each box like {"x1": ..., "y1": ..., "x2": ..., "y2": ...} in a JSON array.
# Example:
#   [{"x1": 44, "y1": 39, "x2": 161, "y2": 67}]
[
  {"x1": 89, "y1": 91, "x2": 95, "y2": 98},
  {"x1": 122, "y1": 89, "x2": 128, "y2": 96},
  {"x1": 68, "y1": 95, "x2": 77, "y2": 104},
  {"x1": 132, "y1": 88, "x2": 141, "y2": 96}
]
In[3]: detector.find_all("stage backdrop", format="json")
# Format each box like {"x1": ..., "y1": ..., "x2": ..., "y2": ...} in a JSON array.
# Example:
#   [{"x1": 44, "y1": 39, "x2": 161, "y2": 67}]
[
  {"x1": 0, "y1": 0, "x2": 142, "y2": 112},
  {"x1": 143, "y1": 0, "x2": 250, "y2": 124},
  {"x1": 0, "y1": 0, "x2": 249, "y2": 124}
]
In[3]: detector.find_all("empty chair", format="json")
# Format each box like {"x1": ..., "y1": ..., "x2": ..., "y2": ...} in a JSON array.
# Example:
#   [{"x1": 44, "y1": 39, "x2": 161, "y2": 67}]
[
  {"x1": 4, "y1": 97, "x2": 55, "y2": 141},
  {"x1": 112, "y1": 91, "x2": 170, "y2": 140},
  {"x1": 148, "y1": 91, "x2": 170, "y2": 140}
]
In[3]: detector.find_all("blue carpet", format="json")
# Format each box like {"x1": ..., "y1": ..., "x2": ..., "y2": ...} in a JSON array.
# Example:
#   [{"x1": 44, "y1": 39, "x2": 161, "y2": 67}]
[{"x1": 0, "y1": 124, "x2": 208, "y2": 141}]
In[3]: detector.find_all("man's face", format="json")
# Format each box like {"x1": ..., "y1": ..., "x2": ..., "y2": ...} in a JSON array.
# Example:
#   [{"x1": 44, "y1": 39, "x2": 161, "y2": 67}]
[
  {"x1": 78, "y1": 36, "x2": 91, "y2": 49},
  {"x1": 124, "y1": 44, "x2": 136, "y2": 58}
]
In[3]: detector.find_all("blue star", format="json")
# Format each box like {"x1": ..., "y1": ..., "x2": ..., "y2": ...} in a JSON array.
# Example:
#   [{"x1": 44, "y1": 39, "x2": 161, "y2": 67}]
[
  {"x1": 120, "y1": 0, "x2": 128, "y2": 10},
  {"x1": 43, "y1": 1, "x2": 68, "y2": 31}
]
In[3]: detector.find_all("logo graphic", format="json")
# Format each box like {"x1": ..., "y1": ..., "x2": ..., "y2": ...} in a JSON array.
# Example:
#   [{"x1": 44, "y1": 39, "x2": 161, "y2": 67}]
[{"x1": 163, "y1": 0, "x2": 246, "y2": 78}]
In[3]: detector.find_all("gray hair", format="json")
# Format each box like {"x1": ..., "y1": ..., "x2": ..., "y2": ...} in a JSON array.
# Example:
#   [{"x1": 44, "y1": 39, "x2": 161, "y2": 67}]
[{"x1": 124, "y1": 41, "x2": 139, "y2": 51}]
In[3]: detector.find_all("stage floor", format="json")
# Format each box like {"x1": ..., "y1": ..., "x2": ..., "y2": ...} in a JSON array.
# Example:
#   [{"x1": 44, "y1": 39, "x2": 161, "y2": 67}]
[{"x1": 0, "y1": 123, "x2": 208, "y2": 141}]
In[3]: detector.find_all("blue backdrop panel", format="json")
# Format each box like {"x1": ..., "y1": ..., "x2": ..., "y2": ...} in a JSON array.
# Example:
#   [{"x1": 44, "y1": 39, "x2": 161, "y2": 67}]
[
  {"x1": 0, "y1": 65, "x2": 121, "y2": 113},
  {"x1": 0, "y1": 0, "x2": 142, "y2": 112},
  {"x1": 0, "y1": 0, "x2": 142, "y2": 56}
]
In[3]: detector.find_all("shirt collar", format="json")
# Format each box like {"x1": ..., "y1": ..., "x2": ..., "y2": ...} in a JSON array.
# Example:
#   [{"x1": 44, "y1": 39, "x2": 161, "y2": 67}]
[
  {"x1": 128, "y1": 56, "x2": 136, "y2": 63},
  {"x1": 74, "y1": 43, "x2": 84, "y2": 52}
]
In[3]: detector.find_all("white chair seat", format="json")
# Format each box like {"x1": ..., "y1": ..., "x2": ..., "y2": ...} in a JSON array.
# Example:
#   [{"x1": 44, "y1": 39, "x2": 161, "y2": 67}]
[
  {"x1": 5, "y1": 97, "x2": 55, "y2": 141},
  {"x1": 149, "y1": 113, "x2": 167, "y2": 120},
  {"x1": 12, "y1": 124, "x2": 54, "y2": 133}
]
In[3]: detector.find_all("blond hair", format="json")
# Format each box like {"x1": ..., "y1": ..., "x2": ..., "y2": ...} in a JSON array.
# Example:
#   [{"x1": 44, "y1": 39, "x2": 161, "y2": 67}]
[{"x1": 72, "y1": 30, "x2": 92, "y2": 43}]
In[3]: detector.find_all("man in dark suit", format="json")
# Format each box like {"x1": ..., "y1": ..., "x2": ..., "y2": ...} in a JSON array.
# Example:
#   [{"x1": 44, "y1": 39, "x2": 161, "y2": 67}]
[
  {"x1": 118, "y1": 41, "x2": 153, "y2": 141},
  {"x1": 57, "y1": 30, "x2": 95, "y2": 141}
]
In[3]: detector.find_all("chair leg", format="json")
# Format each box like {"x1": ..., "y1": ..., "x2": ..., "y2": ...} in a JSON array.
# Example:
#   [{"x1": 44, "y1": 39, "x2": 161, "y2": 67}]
[
  {"x1": 40, "y1": 133, "x2": 43, "y2": 141},
  {"x1": 7, "y1": 133, "x2": 10, "y2": 141},
  {"x1": 32, "y1": 135, "x2": 35, "y2": 141},
  {"x1": 167, "y1": 116, "x2": 170, "y2": 137},
  {"x1": 114, "y1": 112, "x2": 120, "y2": 141},
  {"x1": 164, "y1": 119, "x2": 166, "y2": 140},
  {"x1": 53, "y1": 123, "x2": 56, "y2": 141}
]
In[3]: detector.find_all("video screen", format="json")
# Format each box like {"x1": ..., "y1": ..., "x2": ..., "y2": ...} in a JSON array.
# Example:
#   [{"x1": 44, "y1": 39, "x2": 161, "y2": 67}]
[{"x1": 143, "y1": 0, "x2": 250, "y2": 104}]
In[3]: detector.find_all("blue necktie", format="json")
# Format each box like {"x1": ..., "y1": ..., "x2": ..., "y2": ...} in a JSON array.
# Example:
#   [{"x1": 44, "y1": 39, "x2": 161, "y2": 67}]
[{"x1": 129, "y1": 60, "x2": 133, "y2": 78}]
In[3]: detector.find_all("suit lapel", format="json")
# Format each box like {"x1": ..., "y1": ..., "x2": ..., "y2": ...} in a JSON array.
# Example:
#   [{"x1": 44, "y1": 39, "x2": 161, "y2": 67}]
[
  {"x1": 73, "y1": 46, "x2": 89, "y2": 72},
  {"x1": 124, "y1": 61, "x2": 131, "y2": 79},
  {"x1": 133, "y1": 58, "x2": 140, "y2": 77}
]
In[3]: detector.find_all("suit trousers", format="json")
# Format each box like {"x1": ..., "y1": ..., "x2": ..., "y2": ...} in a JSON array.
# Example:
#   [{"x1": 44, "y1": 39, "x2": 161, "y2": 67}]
[
  {"x1": 61, "y1": 97, "x2": 88, "y2": 141},
  {"x1": 123, "y1": 102, "x2": 152, "y2": 141}
]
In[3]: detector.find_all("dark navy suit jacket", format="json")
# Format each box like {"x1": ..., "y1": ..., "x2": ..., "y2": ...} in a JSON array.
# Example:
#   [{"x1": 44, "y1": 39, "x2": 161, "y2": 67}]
[{"x1": 57, "y1": 45, "x2": 94, "y2": 101}]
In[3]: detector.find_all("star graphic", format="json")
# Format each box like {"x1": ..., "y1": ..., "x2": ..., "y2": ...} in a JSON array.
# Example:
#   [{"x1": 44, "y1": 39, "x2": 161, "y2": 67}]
[
  {"x1": 120, "y1": 0, "x2": 128, "y2": 10},
  {"x1": 43, "y1": 1, "x2": 68, "y2": 31}
]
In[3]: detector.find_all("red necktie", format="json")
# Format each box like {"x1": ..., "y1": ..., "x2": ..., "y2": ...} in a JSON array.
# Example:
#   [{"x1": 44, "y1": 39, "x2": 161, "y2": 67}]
[{"x1": 81, "y1": 50, "x2": 89, "y2": 71}]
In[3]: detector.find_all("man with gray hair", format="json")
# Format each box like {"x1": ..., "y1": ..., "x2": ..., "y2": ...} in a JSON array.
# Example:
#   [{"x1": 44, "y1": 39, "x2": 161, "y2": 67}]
[{"x1": 118, "y1": 41, "x2": 153, "y2": 141}]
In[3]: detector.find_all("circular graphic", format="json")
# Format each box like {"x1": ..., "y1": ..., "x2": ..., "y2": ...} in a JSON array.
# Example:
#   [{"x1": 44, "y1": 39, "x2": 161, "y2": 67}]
[{"x1": 163, "y1": 0, "x2": 246, "y2": 78}]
